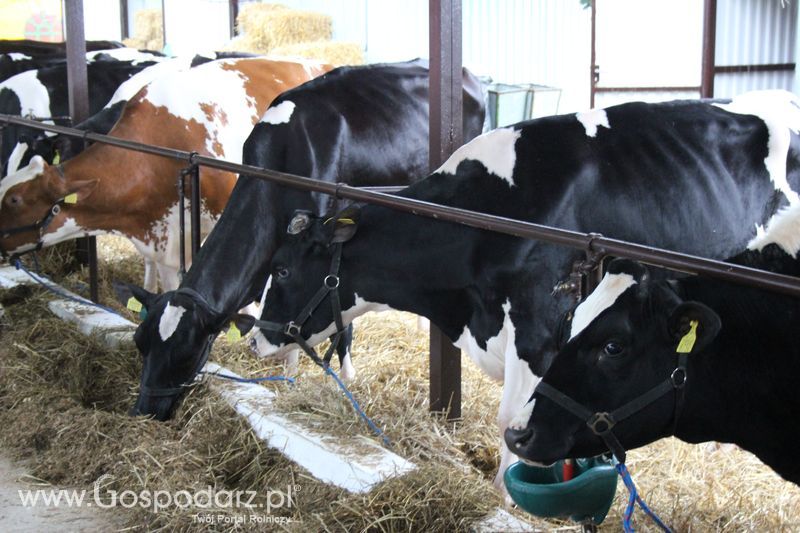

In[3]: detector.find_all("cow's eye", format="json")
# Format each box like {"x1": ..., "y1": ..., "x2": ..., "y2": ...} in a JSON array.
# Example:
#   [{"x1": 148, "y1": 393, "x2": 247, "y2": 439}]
[
  {"x1": 602, "y1": 342, "x2": 624, "y2": 357},
  {"x1": 6, "y1": 194, "x2": 21, "y2": 207},
  {"x1": 275, "y1": 267, "x2": 290, "y2": 279}
]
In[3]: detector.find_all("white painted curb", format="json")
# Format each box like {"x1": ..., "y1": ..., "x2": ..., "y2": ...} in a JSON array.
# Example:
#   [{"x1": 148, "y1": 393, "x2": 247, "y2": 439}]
[{"x1": 203, "y1": 362, "x2": 417, "y2": 493}]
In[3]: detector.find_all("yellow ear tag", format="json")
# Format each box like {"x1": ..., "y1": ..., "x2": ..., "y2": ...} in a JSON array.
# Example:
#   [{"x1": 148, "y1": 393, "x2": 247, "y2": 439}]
[
  {"x1": 63, "y1": 193, "x2": 78, "y2": 205},
  {"x1": 227, "y1": 323, "x2": 242, "y2": 343},
  {"x1": 337, "y1": 218, "x2": 355, "y2": 225},
  {"x1": 126, "y1": 297, "x2": 142, "y2": 313},
  {"x1": 676, "y1": 320, "x2": 699, "y2": 354},
  {"x1": 52, "y1": 150, "x2": 60, "y2": 165}
]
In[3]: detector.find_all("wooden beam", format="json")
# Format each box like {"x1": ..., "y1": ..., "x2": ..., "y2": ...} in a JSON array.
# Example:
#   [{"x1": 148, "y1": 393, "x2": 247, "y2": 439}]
[{"x1": 428, "y1": 0, "x2": 462, "y2": 420}]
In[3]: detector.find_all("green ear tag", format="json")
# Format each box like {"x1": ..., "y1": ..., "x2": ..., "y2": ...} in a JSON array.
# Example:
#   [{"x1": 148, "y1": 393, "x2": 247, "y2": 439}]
[
  {"x1": 139, "y1": 309, "x2": 148, "y2": 320},
  {"x1": 126, "y1": 297, "x2": 142, "y2": 313},
  {"x1": 52, "y1": 150, "x2": 60, "y2": 165},
  {"x1": 227, "y1": 323, "x2": 242, "y2": 343},
  {"x1": 63, "y1": 193, "x2": 78, "y2": 204},
  {"x1": 676, "y1": 320, "x2": 699, "y2": 354}
]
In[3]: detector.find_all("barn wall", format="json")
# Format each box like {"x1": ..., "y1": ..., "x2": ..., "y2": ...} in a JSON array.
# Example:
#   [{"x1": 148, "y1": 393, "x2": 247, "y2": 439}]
[{"x1": 714, "y1": 0, "x2": 797, "y2": 98}]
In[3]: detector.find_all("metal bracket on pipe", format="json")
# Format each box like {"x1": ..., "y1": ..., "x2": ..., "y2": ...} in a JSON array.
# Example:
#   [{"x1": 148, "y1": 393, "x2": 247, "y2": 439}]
[{"x1": 553, "y1": 233, "x2": 606, "y2": 302}]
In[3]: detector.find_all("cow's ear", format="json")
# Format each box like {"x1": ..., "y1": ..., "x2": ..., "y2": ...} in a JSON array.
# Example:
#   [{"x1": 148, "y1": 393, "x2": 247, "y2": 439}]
[
  {"x1": 66, "y1": 178, "x2": 98, "y2": 203},
  {"x1": 331, "y1": 207, "x2": 361, "y2": 244},
  {"x1": 667, "y1": 301, "x2": 721, "y2": 354},
  {"x1": 113, "y1": 281, "x2": 157, "y2": 317},
  {"x1": 606, "y1": 258, "x2": 648, "y2": 284},
  {"x1": 287, "y1": 210, "x2": 313, "y2": 235}
]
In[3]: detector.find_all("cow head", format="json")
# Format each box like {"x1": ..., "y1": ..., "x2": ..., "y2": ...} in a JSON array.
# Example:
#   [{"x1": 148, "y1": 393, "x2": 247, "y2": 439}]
[
  {"x1": 505, "y1": 259, "x2": 721, "y2": 465},
  {"x1": 7, "y1": 133, "x2": 78, "y2": 175},
  {"x1": 248, "y1": 208, "x2": 361, "y2": 359},
  {"x1": 114, "y1": 282, "x2": 226, "y2": 420},
  {"x1": 0, "y1": 156, "x2": 97, "y2": 257}
]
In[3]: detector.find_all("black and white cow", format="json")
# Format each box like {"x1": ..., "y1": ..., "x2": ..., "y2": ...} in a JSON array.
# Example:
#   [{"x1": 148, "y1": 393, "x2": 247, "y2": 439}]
[
  {"x1": 0, "y1": 52, "x2": 162, "y2": 176},
  {"x1": 113, "y1": 59, "x2": 486, "y2": 421},
  {"x1": 505, "y1": 204, "x2": 800, "y2": 485},
  {"x1": 0, "y1": 39, "x2": 124, "y2": 56},
  {"x1": 250, "y1": 90, "x2": 800, "y2": 489},
  {"x1": 6, "y1": 53, "x2": 237, "y2": 175},
  {"x1": 0, "y1": 53, "x2": 64, "y2": 83}
]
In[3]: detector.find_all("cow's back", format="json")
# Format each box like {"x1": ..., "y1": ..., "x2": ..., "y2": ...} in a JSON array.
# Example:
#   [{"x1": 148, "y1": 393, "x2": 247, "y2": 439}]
[{"x1": 244, "y1": 59, "x2": 484, "y2": 187}]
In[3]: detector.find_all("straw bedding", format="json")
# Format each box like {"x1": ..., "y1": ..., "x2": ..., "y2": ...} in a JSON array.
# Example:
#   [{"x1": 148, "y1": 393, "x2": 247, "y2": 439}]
[{"x1": 0, "y1": 235, "x2": 798, "y2": 531}]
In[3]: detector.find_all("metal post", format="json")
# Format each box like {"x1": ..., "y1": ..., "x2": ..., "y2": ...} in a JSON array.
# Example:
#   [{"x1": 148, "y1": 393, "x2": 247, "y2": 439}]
[
  {"x1": 64, "y1": 0, "x2": 99, "y2": 303},
  {"x1": 120, "y1": 0, "x2": 129, "y2": 40},
  {"x1": 428, "y1": 0, "x2": 463, "y2": 420},
  {"x1": 178, "y1": 171, "x2": 186, "y2": 278},
  {"x1": 701, "y1": 0, "x2": 717, "y2": 98},
  {"x1": 229, "y1": 0, "x2": 240, "y2": 39},
  {"x1": 190, "y1": 164, "x2": 201, "y2": 256}
]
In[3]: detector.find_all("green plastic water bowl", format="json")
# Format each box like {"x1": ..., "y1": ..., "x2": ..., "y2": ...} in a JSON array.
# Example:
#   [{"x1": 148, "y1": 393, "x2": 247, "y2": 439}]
[{"x1": 504, "y1": 456, "x2": 618, "y2": 525}]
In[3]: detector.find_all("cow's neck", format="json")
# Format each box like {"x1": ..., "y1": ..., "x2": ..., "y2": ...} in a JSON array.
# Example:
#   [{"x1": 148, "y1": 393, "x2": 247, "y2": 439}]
[
  {"x1": 345, "y1": 205, "x2": 501, "y2": 341},
  {"x1": 57, "y1": 146, "x2": 176, "y2": 236},
  {"x1": 182, "y1": 182, "x2": 317, "y2": 314},
  {"x1": 675, "y1": 278, "x2": 800, "y2": 484}
]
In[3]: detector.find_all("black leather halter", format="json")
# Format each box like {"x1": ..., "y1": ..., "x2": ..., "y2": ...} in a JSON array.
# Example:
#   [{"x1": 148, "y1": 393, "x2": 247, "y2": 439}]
[
  {"x1": 0, "y1": 164, "x2": 70, "y2": 261},
  {"x1": 0, "y1": 196, "x2": 68, "y2": 260},
  {"x1": 136, "y1": 287, "x2": 222, "y2": 400},
  {"x1": 532, "y1": 352, "x2": 688, "y2": 463},
  {"x1": 247, "y1": 242, "x2": 347, "y2": 369}
]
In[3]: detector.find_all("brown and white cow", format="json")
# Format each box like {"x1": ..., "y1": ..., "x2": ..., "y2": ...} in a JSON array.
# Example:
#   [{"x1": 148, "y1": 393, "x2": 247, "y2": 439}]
[{"x1": 0, "y1": 57, "x2": 329, "y2": 290}]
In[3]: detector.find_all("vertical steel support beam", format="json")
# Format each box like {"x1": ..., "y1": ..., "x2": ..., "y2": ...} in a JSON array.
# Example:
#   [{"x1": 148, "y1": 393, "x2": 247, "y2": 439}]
[
  {"x1": 190, "y1": 164, "x2": 201, "y2": 256},
  {"x1": 65, "y1": 0, "x2": 99, "y2": 303},
  {"x1": 590, "y1": 0, "x2": 598, "y2": 108},
  {"x1": 428, "y1": 0, "x2": 462, "y2": 420},
  {"x1": 229, "y1": 0, "x2": 240, "y2": 39},
  {"x1": 701, "y1": 0, "x2": 717, "y2": 98},
  {"x1": 120, "y1": 0, "x2": 129, "y2": 40}
]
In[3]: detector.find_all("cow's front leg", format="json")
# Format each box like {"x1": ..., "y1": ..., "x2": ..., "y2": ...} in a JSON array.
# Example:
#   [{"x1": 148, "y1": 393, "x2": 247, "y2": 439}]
[{"x1": 333, "y1": 324, "x2": 355, "y2": 380}]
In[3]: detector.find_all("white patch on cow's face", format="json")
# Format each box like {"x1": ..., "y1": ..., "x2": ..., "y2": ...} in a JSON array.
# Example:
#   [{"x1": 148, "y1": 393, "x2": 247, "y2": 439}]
[
  {"x1": 6, "y1": 142, "x2": 29, "y2": 175},
  {"x1": 570, "y1": 272, "x2": 637, "y2": 340},
  {"x1": 575, "y1": 108, "x2": 610, "y2": 137},
  {"x1": 0, "y1": 70, "x2": 51, "y2": 118},
  {"x1": 509, "y1": 399, "x2": 535, "y2": 430},
  {"x1": 714, "y1": 90, "x2": 800, "y2": 206},
  {"x1": 0, "y1": 155, "x2": 45, "y2": 207},
  {"x1": 260, "y1": 100, "x2": 295, "y2": 124},
  {"x1": 7, "y1": 53, "x2": 32, "y2": 61},
  {"x1": 105, "y1": 56, "x2": 194, "y2": 108},
  {"x1": 747, "y1": 203, "x2": 800, "y2": 257},
  {"x1": 139, "y1": 59, "x2": 262, "y2": 161},
  {"x1": 159, "y1": 303, "x2": 186, "y2": 341},
  {"x1": 435, "y1": 127, "x2": 522, "y2": 186}
]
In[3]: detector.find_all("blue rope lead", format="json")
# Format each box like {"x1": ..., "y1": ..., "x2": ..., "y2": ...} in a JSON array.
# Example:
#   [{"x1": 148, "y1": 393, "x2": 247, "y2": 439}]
[
  {"x1": 325, "y1": 365, "x2": 392, "y2": 447},
  {"x1": 12, "y1": 258, "x2": 123, "y2": 317},
  {"x1": 615, "y1": 461, "x2": 672, "y2": 533},
  {"x1": 201, "y1": 370, "x2": 295, "y2": 385}
]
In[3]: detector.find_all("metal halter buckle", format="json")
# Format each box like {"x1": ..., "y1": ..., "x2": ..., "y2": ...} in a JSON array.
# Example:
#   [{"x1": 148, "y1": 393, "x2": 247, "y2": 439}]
[
  {"x1": 587, "y1": 412, "x2": 616, "y2": 435},
  {"x1": 324, "y1": 274, "x2": 340, "y2": 289},
  {"x1": 671, "y1": 367, "x2": 687, "y2": 388},
  {"x1": 285, "y1": 321, "x2": 301, "y2": 337}
]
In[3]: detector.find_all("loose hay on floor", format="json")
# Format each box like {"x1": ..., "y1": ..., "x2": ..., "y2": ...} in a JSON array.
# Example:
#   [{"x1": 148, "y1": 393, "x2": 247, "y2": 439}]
[{"x1": 1, "y1": 239, "x2": 799, "y2": 531}]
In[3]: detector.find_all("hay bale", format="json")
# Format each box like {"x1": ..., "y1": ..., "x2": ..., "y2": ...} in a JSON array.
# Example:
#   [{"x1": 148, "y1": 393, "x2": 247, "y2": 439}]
[
  {"x1": 236, "y1": 3, "x2": 289, "y2": 37},
  {"x1": 271, "y1": 40, "x2": 364, "y2": 66},
  {"x1": 122, "y1": 9, "x2": 163, "y2": 51},
  {"x1": 233, "y1": 3, "x2": 331, "y2": 54}
]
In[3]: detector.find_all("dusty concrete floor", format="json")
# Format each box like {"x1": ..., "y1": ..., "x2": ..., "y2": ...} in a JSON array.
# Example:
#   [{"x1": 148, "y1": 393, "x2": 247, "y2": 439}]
[{"x1": 0, "y1": 454, "x2": 123, "y2": 533}]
